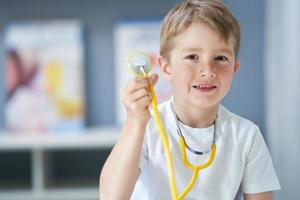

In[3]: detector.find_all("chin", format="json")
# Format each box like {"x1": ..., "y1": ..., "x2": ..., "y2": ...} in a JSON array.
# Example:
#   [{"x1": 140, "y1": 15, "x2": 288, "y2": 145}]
[
  {"x1": 195, "y1": 103, "x2": 219, "y2": 110},
  {"x1": 188, "y1": 97, "x2": 220, "y2": 109}
]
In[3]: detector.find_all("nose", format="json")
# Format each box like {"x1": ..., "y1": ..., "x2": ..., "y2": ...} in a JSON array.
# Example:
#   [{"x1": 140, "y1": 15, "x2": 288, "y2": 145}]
[{"x1": 199, "y1": 62, "x2": 216, "y2": 78}]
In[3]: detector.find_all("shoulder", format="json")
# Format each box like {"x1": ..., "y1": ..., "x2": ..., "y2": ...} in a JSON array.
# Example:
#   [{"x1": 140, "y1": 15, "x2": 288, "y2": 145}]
[
  {"x1": 146, "y1": 99, "x2": 171, "y2": 134},
  {"x1": 219, "y1": 105, "x2": 266, "y2": 159},
  {"x1": 149, "y1": 99, "x2": 171, "y2": 123},
  {"x1": 146, "y1": 98, "x2": 177, "y2": 140},
  {"x1": 143, "y1": 99, "x2": 173, "y2": 153},
  {"x1": 219, "y1": 105, "x2": 260, "y2": 135},
  {"x1": 219, "y1": 105, "x2": 263, "y2": 150}
]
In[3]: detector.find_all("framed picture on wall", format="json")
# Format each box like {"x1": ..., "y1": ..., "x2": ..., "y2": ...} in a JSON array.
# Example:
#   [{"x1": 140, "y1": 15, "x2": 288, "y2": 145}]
[
  {"x1": 4, "y1": 20, "x2": 85, "y2": 133},
  {"x1": 114, "y1": 20, "x2": 172, "y2": 126}
]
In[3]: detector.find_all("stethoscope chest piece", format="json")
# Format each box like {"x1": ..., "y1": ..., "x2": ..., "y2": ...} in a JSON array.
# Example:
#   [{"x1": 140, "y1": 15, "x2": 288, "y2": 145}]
[{"x1": 127, "y1": 52, "x2": 152, "y2": 76}]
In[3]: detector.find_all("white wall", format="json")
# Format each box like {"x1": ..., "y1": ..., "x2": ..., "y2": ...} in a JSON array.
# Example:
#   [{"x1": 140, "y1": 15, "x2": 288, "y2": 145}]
[{"x1": 265, "y1": 0, "x2": 300, "y2": 199}]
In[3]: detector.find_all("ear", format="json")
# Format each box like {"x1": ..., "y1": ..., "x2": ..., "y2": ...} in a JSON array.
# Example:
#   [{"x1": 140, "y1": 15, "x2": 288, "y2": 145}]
[
  {"x1": 158, "y1": 56, "x2": 172, "y2": 80},
  {"x1": 233, "y1": 59, "x2": 240, "y2": 74}
]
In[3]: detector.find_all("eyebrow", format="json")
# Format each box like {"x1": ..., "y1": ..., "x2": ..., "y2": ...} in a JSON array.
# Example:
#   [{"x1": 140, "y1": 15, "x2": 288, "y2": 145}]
[
  {"x1": 181, "y1": 47, "x2": 234, "y2": 57},
  {"x1": 216, "y1": 48, "x2": 234, "y2": 57},
  {"x1": 181, "y1": 47, "x2": 202, "y2": 52}
]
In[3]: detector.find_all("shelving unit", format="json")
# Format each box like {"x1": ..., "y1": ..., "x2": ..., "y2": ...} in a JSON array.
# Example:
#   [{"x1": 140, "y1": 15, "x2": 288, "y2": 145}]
[{"x1": 0, "y1": 127, "x2": 119, "y2": 200}]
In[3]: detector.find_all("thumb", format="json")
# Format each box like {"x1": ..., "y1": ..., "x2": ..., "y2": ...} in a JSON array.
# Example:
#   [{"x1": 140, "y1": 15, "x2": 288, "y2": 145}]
[{"x1": 150, "y1": 73, "x2": 159, "y2": 85}]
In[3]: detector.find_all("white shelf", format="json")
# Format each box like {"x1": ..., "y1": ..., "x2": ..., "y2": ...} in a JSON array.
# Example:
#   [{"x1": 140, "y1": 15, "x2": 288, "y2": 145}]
[
  {"x1": 0, "y1": 190, "x2": 35, "y2": 200},
  {"x1": 0, "y1": 187, "x2": 98, "y2": 200},
  {"x1": 0, "y1": 127, "x2": 117, "y2": 200},
  {"x1": 0, "y1": 127, "x2": 120, "y2": 150}
]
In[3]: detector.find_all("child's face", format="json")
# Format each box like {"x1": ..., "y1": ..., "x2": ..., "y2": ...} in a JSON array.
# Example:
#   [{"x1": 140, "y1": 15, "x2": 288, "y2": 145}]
[{"x1": 160, "y1": 22, "x2": 240, "y2": 110}]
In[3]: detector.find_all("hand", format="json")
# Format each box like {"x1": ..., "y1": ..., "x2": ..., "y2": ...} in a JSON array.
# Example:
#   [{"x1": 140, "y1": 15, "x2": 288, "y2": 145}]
[{"x1": 121, "y1": 74, "x2": 159, "y2": 125}]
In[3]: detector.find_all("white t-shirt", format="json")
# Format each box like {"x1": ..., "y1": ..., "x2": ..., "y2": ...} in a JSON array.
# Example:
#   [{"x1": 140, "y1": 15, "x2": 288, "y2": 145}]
[{"x1": 131, "y1": 99, "x2": 280, "y2": 200}]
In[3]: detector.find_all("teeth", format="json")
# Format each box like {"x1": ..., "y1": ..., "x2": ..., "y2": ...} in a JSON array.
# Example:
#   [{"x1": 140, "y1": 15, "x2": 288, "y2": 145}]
[
  {"x1": 194, "y1": 84, "x2": 216, "y2": 89},
  {"x1": 199, "y1": 84, "x2": 211, "y2": 88}
]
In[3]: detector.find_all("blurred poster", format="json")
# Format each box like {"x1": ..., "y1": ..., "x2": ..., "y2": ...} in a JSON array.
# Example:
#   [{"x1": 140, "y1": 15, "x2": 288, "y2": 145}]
[
  {"x1": 114, "y1": 20, "x2": 172, "y2": 126},
  {"x1": 4, "y1": 20, "x2": 85, "y2": 133}
]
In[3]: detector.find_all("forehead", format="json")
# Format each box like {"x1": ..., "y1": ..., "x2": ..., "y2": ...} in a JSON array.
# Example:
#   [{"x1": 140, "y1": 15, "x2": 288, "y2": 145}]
[{"x1": 173, "y1": 22, "x2": 235, "y2": 54}]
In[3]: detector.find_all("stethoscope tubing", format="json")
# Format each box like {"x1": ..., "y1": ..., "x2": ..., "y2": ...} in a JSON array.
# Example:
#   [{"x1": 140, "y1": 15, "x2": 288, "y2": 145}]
[{"x1": 129, "y1": 53, "x2": 217, "y2": 199}]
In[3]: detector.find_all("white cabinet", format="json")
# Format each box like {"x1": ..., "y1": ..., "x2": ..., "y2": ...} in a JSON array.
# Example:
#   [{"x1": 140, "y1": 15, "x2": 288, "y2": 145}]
[{"x1": 0, "y1": 127, "x2": 119, "y2": 200}]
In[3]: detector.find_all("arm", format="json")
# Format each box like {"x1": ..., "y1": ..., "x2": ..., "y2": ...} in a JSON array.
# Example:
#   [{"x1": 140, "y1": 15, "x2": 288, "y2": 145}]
[
  {"x1": 244, "y1": 192, "x2": 272, "y2": 200},
  {"x1": 99, "y1": 74, "x2": 158, "y2": 200}
]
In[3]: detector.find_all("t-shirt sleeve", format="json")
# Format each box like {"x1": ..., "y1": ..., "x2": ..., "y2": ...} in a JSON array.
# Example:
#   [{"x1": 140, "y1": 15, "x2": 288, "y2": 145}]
[{"x1": 241, "y1": 126, "x2": 281, "y2": 194}]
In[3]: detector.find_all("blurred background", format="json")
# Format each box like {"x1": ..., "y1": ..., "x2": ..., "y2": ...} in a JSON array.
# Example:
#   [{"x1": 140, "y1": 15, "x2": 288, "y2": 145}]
[{"x1": 0, "y1": 0, "x2": 298, "y2": 199}]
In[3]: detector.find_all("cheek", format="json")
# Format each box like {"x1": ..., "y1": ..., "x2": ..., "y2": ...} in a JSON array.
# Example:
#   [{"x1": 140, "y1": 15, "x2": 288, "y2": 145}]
[
  {"x1": 172, "y1": 66, "x2": 192, "y2": 81},
  {"x1": 219, "y1": 72, "x2": 234, "y2": 88},
  {"x1": 172, "y1": 69, "x2": 195, "y2": 92}
]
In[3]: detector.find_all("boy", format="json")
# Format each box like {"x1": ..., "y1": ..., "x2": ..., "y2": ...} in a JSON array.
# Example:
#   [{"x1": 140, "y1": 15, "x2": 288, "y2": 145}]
[{"x1": 100, "y1": 0, "x2": 280, "y2": 199}]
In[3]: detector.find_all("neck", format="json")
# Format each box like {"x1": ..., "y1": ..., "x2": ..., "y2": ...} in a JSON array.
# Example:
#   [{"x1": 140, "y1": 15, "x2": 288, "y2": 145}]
[{"x1": 172, "y1": 98, "x2": 219, "y2": 128}]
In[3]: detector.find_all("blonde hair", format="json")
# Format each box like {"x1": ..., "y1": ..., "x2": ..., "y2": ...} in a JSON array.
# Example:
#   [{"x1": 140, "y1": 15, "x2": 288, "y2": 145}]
[{"x1": 160, "y1": 0, "x2": 240, "y2": 59}]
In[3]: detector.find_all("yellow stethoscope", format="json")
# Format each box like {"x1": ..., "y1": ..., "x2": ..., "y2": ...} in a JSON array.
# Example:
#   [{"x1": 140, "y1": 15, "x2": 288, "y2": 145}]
[{"x1": 127, "y1": 52, "x2": 217, "y2": 200}]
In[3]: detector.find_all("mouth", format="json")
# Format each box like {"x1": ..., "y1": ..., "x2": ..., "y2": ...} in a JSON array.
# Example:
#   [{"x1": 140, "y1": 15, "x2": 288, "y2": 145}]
[{"x1": 192, "y1": 83, "x2": 217, "y2": 92}]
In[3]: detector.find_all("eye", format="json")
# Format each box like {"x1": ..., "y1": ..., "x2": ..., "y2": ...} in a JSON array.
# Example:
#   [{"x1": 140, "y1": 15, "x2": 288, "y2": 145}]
[
  {"x1": 215, "y1": 56, "x2": 228, "y2": 62},
  {"x1": 185, "y1": 54, "x2": 199, "y2": 60}
]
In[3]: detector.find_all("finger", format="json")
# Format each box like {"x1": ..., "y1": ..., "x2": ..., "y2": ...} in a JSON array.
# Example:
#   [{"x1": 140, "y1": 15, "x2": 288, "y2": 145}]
[
  {"x1": 136, "y1": 95, "x2": 152, "y2": 108},
  {"x1": 149, "y1": 73, "x2": 159, "y2": 86},
  {"x1": 127, "y1": 88, "x2": 150, "y2": 102},
  {"x1": 125, "y1": 93, "x2": 151, "y2": 111},
  {"x1": 125, "y1": 77, "x2": 149, "y2": 95}
]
